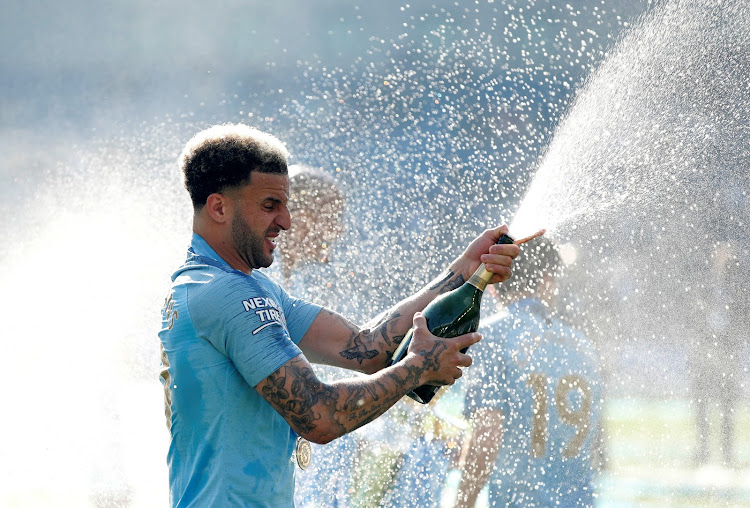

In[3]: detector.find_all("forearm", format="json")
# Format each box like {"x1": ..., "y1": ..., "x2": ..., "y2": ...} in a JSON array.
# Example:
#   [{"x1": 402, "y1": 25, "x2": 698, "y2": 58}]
[
  {"x1": 456, "y1": 409, "x2": 503, "y2": 508},
  {"x1": 357, "y1": 267, "x2": 468, "y2": 369},
  {"x1": 300, "y1": 268, "x2": 468, "y2": 374},
  {"x1": 455, "y1": 440, "x2": 494, "y2": 508},
  {"x1": 355, "y1": 227, "x2": 515, "y2": 371},
  {"x1": 300, "y1": 227, "x2": 517, "y2": 373},
  {"x1": 260, "y1": 354, "x2": 427, "y2": 444}
]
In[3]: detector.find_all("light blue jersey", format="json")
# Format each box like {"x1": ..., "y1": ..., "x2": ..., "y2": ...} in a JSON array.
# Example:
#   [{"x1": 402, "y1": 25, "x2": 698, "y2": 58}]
[
  {"x1": 464, "y1": 298, "x2": 603, "y2": 507},
  {"x1": 159, "y1": 234, "x2": 322, "y2": 507}
]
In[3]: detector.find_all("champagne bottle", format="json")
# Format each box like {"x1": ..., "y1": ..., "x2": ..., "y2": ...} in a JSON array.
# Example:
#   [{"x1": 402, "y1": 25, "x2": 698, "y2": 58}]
[{"x1": 389, "y1": 233, "x2": 515, "y2": 404}]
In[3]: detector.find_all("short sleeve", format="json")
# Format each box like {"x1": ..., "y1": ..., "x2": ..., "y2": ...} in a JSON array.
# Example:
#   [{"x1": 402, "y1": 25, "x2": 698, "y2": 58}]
[
  {"x1": 255, "y1": 270, "x2": 322, "y2": 345},
  {"x1": 188, "y1": 269, "x2": 307, "y2": 387}
]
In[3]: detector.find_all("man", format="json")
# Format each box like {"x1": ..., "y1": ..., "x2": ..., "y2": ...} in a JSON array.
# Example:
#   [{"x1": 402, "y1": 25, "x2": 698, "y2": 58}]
[
  {"x1": 275, "y1": 164, "x2": 346, "y2": 285},
  {"x1": 690, "y1": 241, "x2": 746, "y2": 467},
  {"x1": 158, "y1": 123, "x2": 520, "y2": 507},
  {"x1": 456, "y1": 241, "x2": 603, "y2": 507}
]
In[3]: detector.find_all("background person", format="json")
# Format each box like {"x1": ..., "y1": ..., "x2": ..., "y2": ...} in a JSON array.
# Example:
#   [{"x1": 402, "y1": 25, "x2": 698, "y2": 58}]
[
  {"x1": 274, "y1": 164, "x2": 358, "y2": 507},
  {"x1": 158, "y1": 123, "x2": 520, "y2": 507},
  {"x1": 455, "y1": 240, "x2": 603, "y2": 507},
  {"x1": 275, "y1": 164, "x2": 346, "y2": 284},
  {"x1": 690, "y1": 241, "x2": 747, "y2": 468}
]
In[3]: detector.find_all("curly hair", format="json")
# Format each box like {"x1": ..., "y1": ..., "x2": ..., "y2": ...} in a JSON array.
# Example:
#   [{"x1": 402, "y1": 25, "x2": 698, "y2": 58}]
[{"x1": 180, "y1": 123, "x2": 290, "y2": 209}]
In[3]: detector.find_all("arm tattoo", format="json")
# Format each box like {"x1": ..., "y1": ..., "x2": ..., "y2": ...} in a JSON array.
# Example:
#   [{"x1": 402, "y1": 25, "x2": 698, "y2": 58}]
[
  {"x1": 338, "y1": 309, "x2": 403, "y2": 361},
  {"x1": 340, "y1": 335, "x2": 379, "y2": 364},
  {"x1": 442, "y1": 273, "x2": 465, "y2": 293},
  {"x1": 262, "y1": 355, "x2": 428, "y2": 439},
  {"x1": 263, "y1": 360, "x2": 341, "y2": 435},
  {"x1": 429, "y1": 270, "x2": 465, "y2": 293}
]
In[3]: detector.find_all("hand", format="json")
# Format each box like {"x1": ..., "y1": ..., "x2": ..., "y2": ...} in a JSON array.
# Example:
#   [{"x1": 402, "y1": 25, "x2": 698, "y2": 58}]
[
  {"x1": 452, "y1": 225, "x2": 520, "y2": 284},
  {"x1": 406, "y1": 312, "x2": 482, "y2": 386}
]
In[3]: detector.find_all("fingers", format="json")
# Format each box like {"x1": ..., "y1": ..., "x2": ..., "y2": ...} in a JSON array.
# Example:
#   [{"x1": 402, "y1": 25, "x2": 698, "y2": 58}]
[
  {"x1": 412, "y1": 312, "x2": 429, "y2": 335},
  {"x1": 409, "y1": 314, "x2": 481, "y2": 385},
  {"x1": 454, "y1": 331, "x2": 482, "y2": 352},
  {"x1": 483, "y1": 242, "x2": 520, "y2": 261},
  {"x1": 481, "y1": 242, "x2": 520, "y2": 282}
]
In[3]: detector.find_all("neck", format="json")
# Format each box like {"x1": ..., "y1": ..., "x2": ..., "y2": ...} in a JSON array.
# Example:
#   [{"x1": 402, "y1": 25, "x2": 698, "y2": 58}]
[{"x1": 194, "y1": 218, "x2": 253, "y2": 275}]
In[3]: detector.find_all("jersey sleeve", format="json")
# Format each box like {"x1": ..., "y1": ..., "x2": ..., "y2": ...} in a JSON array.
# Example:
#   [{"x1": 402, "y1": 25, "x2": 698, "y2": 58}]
[
  {"x1": 256, "y1": 271, "x2": 322, "y2": 345},
  {"x1": 187, "y1": 269, "x2": 308, "y2": 388}
]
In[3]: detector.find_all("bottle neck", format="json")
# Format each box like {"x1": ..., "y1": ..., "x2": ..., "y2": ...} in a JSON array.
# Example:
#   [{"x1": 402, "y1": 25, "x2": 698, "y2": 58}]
[{"x1": 466, "y1": 263, "x2": 492, "y2": 292}]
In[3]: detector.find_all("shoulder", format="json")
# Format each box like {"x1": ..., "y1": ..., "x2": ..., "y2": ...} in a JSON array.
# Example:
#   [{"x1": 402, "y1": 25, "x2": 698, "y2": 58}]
[
  {"x1": 175, "y1": 264, "x2": 275, "y2": 319},
  {"x1": 253, "y1": 269, "x2": 291, "y2": 298}
]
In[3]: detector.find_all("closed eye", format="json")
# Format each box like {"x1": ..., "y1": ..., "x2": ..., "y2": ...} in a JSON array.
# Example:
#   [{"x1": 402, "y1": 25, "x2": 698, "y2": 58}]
[{"x1": 263, "y1": 198, "x2": 283, "y2": 211}]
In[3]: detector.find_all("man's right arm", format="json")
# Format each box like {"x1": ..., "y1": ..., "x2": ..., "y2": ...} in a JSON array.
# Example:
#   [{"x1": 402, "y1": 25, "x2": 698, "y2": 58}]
[
  {"x1": 297, "y1": 226, "x2": 519, "y2": 374},
  {"x1": 255, "y1": 313, "x2": 481, "y2": 444}
]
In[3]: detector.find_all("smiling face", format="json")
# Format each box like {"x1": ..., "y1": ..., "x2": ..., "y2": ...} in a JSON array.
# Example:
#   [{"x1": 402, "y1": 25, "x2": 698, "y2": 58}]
[{"x1": 229, "y1": 172, "x2": 291, "y2": 270}]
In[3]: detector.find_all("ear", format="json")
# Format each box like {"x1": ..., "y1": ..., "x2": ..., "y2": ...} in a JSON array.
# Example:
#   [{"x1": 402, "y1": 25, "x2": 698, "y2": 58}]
[{"x1": 205, "y1": 193, "x2": 232, "y2": 224}]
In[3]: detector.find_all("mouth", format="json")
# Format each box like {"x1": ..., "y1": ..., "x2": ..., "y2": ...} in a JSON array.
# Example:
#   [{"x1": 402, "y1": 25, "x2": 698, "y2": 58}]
[{"x1": 265, "y1": 231, "x2": 280, "y2": 249}]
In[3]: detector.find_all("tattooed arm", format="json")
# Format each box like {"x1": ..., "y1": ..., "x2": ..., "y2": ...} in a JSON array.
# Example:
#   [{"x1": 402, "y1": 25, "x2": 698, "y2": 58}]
[
  {"x1": 298, "y1": 225, "x2": 520, "y2": 374},
  {"x1": 257, "y1": 313, "x2": 482, "y2": 444}
]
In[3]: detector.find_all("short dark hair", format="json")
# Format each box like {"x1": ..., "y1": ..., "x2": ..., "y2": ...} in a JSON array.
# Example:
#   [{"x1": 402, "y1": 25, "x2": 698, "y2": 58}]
[
  {"x1": 180, "y1": 123, "x2": 290, "y2": 209},
  {"x1": 494, "y1": 240, "x2": 563, "y2": 298}
]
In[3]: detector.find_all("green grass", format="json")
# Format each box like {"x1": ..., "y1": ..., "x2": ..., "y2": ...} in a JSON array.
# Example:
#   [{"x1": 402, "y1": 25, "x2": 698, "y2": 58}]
[{"x1": 598, "y1": 398, "x2": 750, "y2": 507}]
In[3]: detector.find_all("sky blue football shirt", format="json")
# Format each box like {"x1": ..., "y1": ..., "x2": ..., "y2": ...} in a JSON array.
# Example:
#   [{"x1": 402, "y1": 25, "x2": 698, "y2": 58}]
[
  {"x1": 159, "y1": 234, "x2": 322, "y2": 507},
  {"x1": 464, "y1": 298, "x2": 603, "y2": 507}
]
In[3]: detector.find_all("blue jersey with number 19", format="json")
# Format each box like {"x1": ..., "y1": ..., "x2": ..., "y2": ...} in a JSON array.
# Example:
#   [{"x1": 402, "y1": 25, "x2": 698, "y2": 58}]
[
  {"x1": 159, "y1": 234, "x2": 322, "y2": 507},
  {"x1": 464, "y1": 298, "x2": 603, "y2": 507}
]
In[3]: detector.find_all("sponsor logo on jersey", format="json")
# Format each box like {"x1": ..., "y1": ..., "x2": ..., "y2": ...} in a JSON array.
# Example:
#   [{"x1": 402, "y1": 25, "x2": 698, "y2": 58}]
[{"x1": 242, "y1": 296, "x2": 286, "y2": 334}]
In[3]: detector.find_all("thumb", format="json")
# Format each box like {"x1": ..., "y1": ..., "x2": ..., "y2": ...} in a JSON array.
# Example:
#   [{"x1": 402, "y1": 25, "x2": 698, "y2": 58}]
[
  {"x1": 454, "y1": 331, "x2": 483, "y2": 349},
  {"x1": 413, "y1": 312, "x2": 427, "y2": 330}
]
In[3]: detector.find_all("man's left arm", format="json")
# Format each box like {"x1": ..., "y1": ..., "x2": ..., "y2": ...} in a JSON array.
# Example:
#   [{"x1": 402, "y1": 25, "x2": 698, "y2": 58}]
[
  {"x1": 298, "y1": 225, "x2": 520, "y2": 373},
  {"x1": 454, "y1": 407, "x2": 504, "y2": 508}
]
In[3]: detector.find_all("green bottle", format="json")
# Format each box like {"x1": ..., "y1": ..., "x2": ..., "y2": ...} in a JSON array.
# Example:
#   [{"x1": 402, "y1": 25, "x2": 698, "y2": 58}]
[{"x1": 389, "y1": 233, "x2": 515, "y2": 404}]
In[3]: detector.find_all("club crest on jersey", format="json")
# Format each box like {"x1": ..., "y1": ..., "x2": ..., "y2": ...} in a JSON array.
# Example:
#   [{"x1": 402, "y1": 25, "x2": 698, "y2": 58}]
[{"x1": 242, "y1": 296, "x2": 286, "y2": 334}]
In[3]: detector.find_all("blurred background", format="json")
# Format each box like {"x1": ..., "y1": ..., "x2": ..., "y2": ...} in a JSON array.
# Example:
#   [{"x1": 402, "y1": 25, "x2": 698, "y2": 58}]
[{"x1": 1, "y1": 0, "x2": 748, "y2": 506}]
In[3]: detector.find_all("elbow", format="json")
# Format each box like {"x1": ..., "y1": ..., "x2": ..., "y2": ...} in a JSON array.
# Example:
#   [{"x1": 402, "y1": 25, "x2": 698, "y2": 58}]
[
  {"x1": 300, "y1": 426, "x2": 340, "y2": 445},
  {"x1": 360, "y1": 362, "x2": 381, "y2": 375},
  {"x1": 297, "y1": 415, "x2": 347, "y2": 445},
  {"x1": 307, "y1": 433, "x2": 335, "y2": 446}
]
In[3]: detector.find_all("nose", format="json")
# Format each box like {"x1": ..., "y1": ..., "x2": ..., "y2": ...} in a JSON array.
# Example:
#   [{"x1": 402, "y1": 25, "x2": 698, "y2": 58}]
[{"x1": 277, "y1": 204, "x2": 292, "y2": 231}]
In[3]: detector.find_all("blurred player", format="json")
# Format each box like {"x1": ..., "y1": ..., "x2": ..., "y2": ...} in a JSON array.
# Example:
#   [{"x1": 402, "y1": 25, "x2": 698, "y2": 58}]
[
  {"x1": 690, "y1": 241, "x2": 747, "y2": 467},
  {"x1": 456, "y1": 240, "x2": 603, "y2": 507},
  {"x1": 275, "y1": 164, "x2": 356, "y2": 507}
]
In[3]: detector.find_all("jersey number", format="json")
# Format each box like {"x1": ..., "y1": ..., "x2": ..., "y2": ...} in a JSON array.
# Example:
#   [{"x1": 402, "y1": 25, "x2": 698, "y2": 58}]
[{"x1": 527, "y1": 373, "x2": 592, "y2": 458}]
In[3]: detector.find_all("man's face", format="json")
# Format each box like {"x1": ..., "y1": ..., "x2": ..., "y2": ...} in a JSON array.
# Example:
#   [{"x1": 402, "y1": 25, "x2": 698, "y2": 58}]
[{"x1": 231, "y1": 172, "x2": 291, "y2": 269}]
